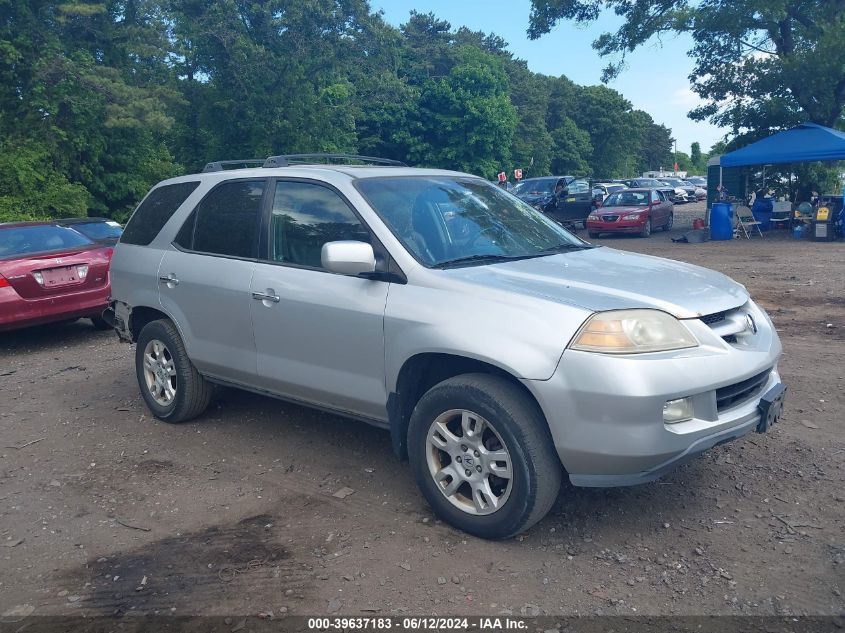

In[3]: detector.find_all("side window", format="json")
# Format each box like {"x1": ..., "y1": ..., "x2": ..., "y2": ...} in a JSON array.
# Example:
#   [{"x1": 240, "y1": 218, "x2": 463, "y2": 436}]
[
  {"x1": 121, "y1": 181, "x2": 200, "y2": 246},
  {"x1": 191, "y1": 180, "x2": 264, "y2": 258},
  {"x1": 270, "y1": 181, "x2": 369, "y2": 269},
  {"x1": 651, "y1": 190, "x2": 661, "y2": 203}
]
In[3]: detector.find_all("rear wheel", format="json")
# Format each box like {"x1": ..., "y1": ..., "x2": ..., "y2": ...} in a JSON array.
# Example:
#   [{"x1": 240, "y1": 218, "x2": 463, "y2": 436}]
[
  {"x1": 640, "y1": 218, "x2": 652, "y2": 238},
  {"x1": 135, "y1": 319, "x2": 212, "y2": 423},
  {"x1": 408, "y1": 374, "x2": 562, "y2": 539},
  {"x1": 663, "y1": 212, "x2": 674, "y2": 231}
]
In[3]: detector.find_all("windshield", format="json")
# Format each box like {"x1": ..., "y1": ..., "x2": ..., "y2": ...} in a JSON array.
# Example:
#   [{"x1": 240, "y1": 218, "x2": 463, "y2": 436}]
[
  {"x1": 0, "y1": 225, "x2": 94, "y2": 258},
  {"x1": 604, "y1": 191, "x2": 650, "y2": 207},
  {"x1": 512, "y1": 178, "x2": 556, "y2": 196},
  {"x1": 356, "y1": 176, "x2": 589, "y2": 267},
  {"x1": 661, "y1": 179, "x2": 682, "y2": 186},
  {"x1": 71, "y1": 221, "x2": 123, "y2": 241}
]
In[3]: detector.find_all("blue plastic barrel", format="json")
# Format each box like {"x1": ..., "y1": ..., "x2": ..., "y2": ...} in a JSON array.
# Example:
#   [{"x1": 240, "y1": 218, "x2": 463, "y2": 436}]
[
  {"x1": 752, "y1": 199, "x2": 773, "y2": 231},
  {"x1": 710, "y1": 202, "x2": 734, "y2": 240}
]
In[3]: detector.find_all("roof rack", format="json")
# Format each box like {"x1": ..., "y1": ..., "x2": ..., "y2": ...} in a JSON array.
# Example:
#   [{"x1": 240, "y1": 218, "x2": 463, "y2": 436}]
[
  {"x1": 262, "y1": 153, "x2": 407, "y2": 168},
  {"x1": 202, "y1": 159, "x2": 265, "y2": 173}
]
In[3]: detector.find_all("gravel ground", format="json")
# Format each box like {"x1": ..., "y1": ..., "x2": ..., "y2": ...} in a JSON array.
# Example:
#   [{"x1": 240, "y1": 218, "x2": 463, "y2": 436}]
[{"x1": 1, "y1": 201, "x2": 843, "y2": 619}]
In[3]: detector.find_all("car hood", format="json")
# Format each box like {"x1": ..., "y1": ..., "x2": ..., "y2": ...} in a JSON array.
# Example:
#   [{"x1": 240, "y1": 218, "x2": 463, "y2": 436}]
[
  {"x1": 596, "y1": 206, "x2": 648, "y2": 215},
  {"x1": 442, "y1": 247, "x2": 748, "y2": 318}
]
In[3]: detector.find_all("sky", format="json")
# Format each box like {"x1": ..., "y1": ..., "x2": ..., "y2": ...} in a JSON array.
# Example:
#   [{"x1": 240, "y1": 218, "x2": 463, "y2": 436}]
[{"x1": 373, "y1": 0, "x2": 726, "y2": 156}]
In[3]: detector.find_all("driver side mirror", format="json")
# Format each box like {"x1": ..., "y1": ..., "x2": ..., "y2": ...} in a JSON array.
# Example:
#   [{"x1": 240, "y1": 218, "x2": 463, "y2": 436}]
[{"x1": 321, "y1": 241, "x2": 376, "y2": 276}]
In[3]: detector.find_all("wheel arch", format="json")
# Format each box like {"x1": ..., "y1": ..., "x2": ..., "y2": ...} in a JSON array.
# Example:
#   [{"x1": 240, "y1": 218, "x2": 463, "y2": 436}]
[{"x1": 387, "y1": 353, "x2": 549, "y2": 460}]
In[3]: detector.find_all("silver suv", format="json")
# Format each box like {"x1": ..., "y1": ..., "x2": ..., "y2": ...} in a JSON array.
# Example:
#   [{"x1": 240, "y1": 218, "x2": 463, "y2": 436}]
[{"x1": 108, "y1": 154, "x2": 785, "y2": 539}]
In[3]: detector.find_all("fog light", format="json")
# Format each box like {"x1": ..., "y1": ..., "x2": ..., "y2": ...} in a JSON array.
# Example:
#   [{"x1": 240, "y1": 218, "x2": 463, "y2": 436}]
[{"x1": 663, "y1": 397, "x2": 694, "y2": 423}]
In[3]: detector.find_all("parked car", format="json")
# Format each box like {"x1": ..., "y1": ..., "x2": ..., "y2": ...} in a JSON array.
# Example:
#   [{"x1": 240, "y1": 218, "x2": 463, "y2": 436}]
[
  {"x1": 592, "y1": 182, "x2": 627, "y2": 202},
  {"x1": 108, "y1": 154, "x2": 785, "y2": 539},
  {"x1": 540, "y1": 178, "x2": 601, "y2": 230},
  {"x1": 618, "y1": 178, "x2": 678, "y2": 203},
  {"x1": 687, "y1": 176, "x2": 707, "y2": 190},
  {"x1": 58, "y1": 217, "x2": 124, "y2": 245},
  {"x1": 0, "y1": 222, "x2": 113, "y2": 331},
  {"x1": 657, "y1": 178, "x2": 696, "y2": 204},
  {"x1": 681, "y1": 181, "x2": 707, "y2": 201},
  {"x1": 586, "y1": 188, "x2": 673, "y2": 238},
  {"x1": 512, "y1": 176, "x2": 574, "y2": 208}
]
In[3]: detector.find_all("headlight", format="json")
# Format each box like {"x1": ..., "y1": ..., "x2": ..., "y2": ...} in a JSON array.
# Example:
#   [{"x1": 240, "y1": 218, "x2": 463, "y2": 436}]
[
  {"x1": 570, "y1": 309, "x2": 698, "y2": 354},
  {"x1": 622, "y1": 213, "x2": 643, "y2": 220},
  {"x1": 588, "y1": 214, "x2": 599, "y2": 221}
]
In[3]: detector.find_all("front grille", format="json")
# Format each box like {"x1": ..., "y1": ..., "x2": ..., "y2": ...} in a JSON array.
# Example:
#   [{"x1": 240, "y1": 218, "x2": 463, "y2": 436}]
[
  {"x1": 716, "y1": 369, "x2": 771, "y2": 411},
  {"x1": 602, "y1": 215, "x2": 619, "y2": 222},
  {"x1": 701, "y1": 311, "x2": 727, "y2": 326}
]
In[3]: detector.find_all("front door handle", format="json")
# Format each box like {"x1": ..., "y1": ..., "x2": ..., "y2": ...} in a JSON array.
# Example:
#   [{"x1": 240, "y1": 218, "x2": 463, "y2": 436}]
[
  {"x1": 251, "y1": 290, "x2": 280, "y2": 303},
  {"x1": 159, "y1": 274, "x2": 179, "y2": 286}
]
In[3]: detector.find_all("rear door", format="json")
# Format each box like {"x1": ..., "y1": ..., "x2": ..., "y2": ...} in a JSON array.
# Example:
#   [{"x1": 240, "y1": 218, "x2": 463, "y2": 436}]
[
  {"x1": 649, "y1": 189, "x2": 666, "y2": 225},
  {"x1": 158, "y1": 179, "x2": 266, "y2": 384},
  {"x1": 546, "y1": 179, "x2": 594, "y2": 224},
  {"x1": 249, "y1": 179, "x2": 389, "y2": 420}
]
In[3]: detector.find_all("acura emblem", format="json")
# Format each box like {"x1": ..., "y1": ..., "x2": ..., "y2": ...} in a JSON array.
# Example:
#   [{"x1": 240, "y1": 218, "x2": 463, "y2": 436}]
[{"x1": 745, "y1": 314, "x2": 757, "y2": 334}]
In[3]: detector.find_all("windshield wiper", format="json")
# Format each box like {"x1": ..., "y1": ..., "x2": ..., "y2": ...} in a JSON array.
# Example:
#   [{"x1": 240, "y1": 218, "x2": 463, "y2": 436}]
[
  {"x1": 537, "y1": 243, "x2": 596, "y2": 254},
  {"x1": 433, "y1": 254, "x2": 532, "y2": 269}
]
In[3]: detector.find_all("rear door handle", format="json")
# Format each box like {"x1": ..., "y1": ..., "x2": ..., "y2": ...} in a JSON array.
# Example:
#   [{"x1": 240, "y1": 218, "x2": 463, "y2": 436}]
[
  {"x1": 159, "y1": 274, "x2": 179, "y2": 286},
  {"x1": 252, "y1": 290, "x2": 280, "y2": 303}
]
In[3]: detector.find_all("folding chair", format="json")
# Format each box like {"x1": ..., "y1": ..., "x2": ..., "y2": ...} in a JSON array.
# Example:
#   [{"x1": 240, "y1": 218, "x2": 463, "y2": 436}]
[{"x1": 734, "y1": 205, "x2": 764, "y2": 239}]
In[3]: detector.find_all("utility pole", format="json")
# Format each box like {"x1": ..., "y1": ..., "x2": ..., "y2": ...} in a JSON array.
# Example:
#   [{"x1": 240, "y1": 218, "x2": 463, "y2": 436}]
[{"x1": 673, "y1": 139, "x2": 678, "y2": 175}]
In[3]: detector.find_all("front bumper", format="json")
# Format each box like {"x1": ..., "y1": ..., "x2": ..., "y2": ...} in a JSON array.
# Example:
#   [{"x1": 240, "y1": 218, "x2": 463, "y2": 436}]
[
  {"x1": 524, "y1": 300, "x2": 783, "y2": 486},
  {"x1": 586, "y1": 218, "x2": 647, "y2": 234}
]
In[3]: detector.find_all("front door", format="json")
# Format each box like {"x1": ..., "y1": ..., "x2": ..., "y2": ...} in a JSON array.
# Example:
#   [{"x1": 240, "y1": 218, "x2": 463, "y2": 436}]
[
  {"x1": 158, "y1": 179, "x2": 266, "y2": 383},
  {"x1": 249, "y1": 180, "x2": 390, "y2": 421}
]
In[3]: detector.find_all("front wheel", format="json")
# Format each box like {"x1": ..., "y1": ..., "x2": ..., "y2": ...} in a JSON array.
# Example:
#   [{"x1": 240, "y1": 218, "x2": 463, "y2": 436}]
[
  {"x1": 408, "y1": 374, "x2": 562, "y2": 539},
  {"x1": 135, "y1": 319, "x2": 212, "y2": 423},
  {"x1": 588, "y1": 231, "x2": 600, "y2": 239},
  {"x1": 640, "y1": 218, "x2": 652, "y2": 238}
]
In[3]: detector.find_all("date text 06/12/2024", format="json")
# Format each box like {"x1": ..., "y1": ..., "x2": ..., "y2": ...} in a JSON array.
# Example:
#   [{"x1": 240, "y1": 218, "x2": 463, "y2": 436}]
[{"x1": 306, "y1": 617, "x2": 527, "y2": 630}]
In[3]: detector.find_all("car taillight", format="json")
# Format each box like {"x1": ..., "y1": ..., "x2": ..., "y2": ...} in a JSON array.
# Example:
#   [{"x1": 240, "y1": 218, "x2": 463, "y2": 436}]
[{"x1": 0, "y1": 274, "x2": 9, "y2": 288}]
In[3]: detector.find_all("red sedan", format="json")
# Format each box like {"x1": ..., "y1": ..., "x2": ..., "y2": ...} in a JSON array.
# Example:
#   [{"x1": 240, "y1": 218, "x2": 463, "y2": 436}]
[
  {"x1": 586, "y1": 188, "x2": 674, "y2": 238},
  {"x1": 0, "y1": 222, "x2": 113, "y2": 332}
]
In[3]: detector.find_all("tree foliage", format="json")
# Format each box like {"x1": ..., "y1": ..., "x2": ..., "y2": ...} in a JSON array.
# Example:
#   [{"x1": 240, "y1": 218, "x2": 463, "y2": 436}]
[
  {"x1": 527, "y1": 0, "x2": 845, "y2": 139},
  {"x1": 0, "y1": 1, "x2": 678, "y2": 221}
]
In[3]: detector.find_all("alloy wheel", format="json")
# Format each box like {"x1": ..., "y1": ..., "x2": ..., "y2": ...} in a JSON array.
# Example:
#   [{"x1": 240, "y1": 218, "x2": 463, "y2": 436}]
[
  {"x1": 142, "y1": 339, "x2": 177, "y2": 406},
  {"x1": 426, "y1": 409, "x2": 513, "y2": 515}
]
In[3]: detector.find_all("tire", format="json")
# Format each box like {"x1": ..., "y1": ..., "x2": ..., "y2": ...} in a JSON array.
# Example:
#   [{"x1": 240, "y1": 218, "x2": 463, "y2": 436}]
[
  {"x1": 663, "y1": 212, "x2": 674, "y2": 231},
  {"x1": 640, "y1": 218, "x2": 652, "y2": 238},
  {"x1": 588, "y1": 231, "x2": 600, "y2": 239},
  {"x1": 90, "y1": 315, "x2": 111, "y2": 330},
  {"x1": 135, "y1": 319, "x2": 212, "y2": 423},
  {"x1": 407, "y1": 373, "x2": 562, "y2": 539}
]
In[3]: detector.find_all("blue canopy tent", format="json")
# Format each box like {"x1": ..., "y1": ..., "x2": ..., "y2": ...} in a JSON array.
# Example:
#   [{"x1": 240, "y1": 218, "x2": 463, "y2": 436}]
[
  {"x1": 720, "y1": 122, "x2": 845, "y2": 167},
  {"x1": 707, "y1": 123, "x2": 845, "y2": 232}
]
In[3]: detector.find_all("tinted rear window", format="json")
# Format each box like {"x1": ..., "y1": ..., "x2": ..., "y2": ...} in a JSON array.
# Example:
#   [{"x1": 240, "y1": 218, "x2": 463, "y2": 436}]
[
  {"x1": 121, "y1": 181, "x2": 200, "y2": 246},
  {"x1": 72, "y1": 221, "x2": 123, "y2": 241},
  {"x1": 0, "y1": 225, "x2": 94, "y2": 258}
]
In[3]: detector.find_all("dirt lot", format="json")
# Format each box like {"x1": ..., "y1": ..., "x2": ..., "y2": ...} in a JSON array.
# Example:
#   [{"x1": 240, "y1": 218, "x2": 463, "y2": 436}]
[{"x1": 1, "y1": 202, "x2": 843, "y2": 620}]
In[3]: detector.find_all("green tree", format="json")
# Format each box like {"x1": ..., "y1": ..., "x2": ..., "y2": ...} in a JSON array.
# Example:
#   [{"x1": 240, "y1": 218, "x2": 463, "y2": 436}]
[
  {"x1": 690, "y1": 142, "x2": 704, "y2": 173},
  {"x1": 411, "y1": 46, "x2": 517, "y2": 176},
  {"x1": 527, "y1": 0, "x2": 845, "y2": 135}
]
